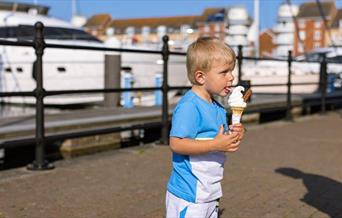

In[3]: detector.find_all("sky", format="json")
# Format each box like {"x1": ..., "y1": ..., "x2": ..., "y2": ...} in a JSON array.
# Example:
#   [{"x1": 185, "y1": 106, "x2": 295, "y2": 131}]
[{"x1": 13, "y1": 0, "x2": 342, "y2": 31}]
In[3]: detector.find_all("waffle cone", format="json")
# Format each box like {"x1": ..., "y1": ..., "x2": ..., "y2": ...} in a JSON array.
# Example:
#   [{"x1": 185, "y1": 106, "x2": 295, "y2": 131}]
[
  {"x1": 231, "y1": 106, "x2": 245, "y2": 124},
  {"x1": 231, "y1": 106, "x2": 245, "y2": 115}
]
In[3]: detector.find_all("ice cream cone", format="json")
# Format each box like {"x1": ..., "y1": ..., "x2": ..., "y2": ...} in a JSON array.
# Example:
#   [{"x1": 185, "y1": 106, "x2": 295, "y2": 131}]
[
  {"x1": 228, "y1": 86, "x2": 252, "y2": 124},
  {"x1": 231, "y1": 106, "x2": 245, "y2": 124}
]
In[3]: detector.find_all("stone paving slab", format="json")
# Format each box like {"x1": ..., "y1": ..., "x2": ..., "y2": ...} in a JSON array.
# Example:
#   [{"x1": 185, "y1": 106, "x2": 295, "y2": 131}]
[{"x1": 0, "y1": 111, "x2": 341, "y2": 218}]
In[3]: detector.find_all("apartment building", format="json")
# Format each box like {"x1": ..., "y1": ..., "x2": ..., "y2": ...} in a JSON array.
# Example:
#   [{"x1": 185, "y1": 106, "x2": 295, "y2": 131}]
[
  {"x1": 84, "y1": 7, "x2": 253, "y2": 53},
  {"x1": 294, "y1": 1, "x2": 337, "y2": 56}
]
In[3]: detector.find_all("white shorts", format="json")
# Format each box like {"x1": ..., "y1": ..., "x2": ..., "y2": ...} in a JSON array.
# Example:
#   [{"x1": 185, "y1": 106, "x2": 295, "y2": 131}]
[{"x1": 166, "y1": 191, "x2": 219, "y2": 218}]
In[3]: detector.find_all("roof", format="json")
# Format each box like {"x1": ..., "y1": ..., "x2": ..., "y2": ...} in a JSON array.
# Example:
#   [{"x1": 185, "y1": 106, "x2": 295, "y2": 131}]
[
  {"x1": 84, "y1": 14, "x2": 112, "y2": 27},
  {"x1": 99, "y1": 7, "x2": 226, "y2": 30},
  {"x1": 0, "y1": 1, "x2": 49, "y2": 15},
  {"x1": 260, "y1": 28, "x2": 275, "y2": 37},
  {"x1": 331, "y1": 9, "x2": 342, "y2": 28},
  {"x1": 109, "y1": 15, "x2": 198, "y2": 29},
  {"x1": 198, "y1": 7, "x2": 225, "y2": 22},
  {"x1": 297, "y1": 1, "x2": 336, "y2": 19}
]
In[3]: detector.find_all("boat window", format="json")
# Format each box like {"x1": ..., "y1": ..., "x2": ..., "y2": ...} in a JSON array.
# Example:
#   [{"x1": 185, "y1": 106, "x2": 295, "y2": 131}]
[
  {"x1": 0, "y1": 27, "x2": 17, "y2": 38},
  {"x1": 327, "y1": 56, "x2": 342, "y2": 63},
  {"x1": 0, "y1": 25, "x2": 101, "y2": 42}
]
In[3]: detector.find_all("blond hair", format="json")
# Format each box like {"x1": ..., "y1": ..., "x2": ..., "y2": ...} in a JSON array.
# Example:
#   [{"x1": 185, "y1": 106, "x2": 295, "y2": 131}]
[{"x1": 186, "y1": 37, "x2": 236, "y2": 85}]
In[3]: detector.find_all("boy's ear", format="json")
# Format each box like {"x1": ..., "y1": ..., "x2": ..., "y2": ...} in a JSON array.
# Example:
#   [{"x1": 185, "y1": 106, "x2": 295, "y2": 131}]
[{"x1": 194, "y1": 70, "x2": 206, "y2": 85}]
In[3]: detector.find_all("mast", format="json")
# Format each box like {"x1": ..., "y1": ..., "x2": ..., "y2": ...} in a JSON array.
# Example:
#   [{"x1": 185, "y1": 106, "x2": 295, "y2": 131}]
[
  {"x1": 71, "y1": 0, "x2": 77, "y2": 17},
  {"x1": 254, "y1": 0, "x2": 260, "y2": 57}
]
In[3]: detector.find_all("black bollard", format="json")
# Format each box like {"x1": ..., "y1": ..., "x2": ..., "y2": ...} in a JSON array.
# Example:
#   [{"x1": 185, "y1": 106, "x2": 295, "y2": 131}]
[
  {"x1": 27, "y1": 22, "x2": 54, "y2": 170},
  {"x1": 161, "y1": 35, "x2": 169, "y2": 145},
  {"x1": 286, "y1": 50, "x2": 293, "y2": 121}
]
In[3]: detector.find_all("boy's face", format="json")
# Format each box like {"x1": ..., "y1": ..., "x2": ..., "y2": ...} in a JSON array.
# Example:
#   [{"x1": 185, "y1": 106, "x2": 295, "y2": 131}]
[{"x1": 202, "y1": 59, "x2": 235, "y2": 97}]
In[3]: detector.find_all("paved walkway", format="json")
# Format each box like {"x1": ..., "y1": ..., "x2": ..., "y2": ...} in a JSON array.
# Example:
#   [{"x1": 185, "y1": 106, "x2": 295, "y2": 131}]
[{"x1": 0, "y1": 111, "x2": 341, "y2": 218}]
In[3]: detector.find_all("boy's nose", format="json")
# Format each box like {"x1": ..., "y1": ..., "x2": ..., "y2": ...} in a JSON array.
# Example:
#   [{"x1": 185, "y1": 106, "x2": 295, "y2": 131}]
[{"x1": 228, "y1": 74, "x2": 234, "y2": 82}]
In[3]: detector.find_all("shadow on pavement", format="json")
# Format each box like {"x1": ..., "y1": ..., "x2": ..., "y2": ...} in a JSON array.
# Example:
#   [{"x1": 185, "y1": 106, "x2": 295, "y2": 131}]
[{"x1": 275, "y1": 167, "x2": 342, "y2": 218}]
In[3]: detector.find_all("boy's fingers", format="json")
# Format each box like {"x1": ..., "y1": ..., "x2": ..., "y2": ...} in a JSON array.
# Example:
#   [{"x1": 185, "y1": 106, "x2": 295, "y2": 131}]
[
  {"x1": 230, "y1": 132, "x2": 239, "y2": 139},
  {"x1": 230, "y1": 124, "x2": 243, "y2": 133},
  {"x1": 230, "y1": 123, "x2": 242, "y2": 128},
  {"x1": 227, "y1": 145, "x2": 239, "y2": 152},
  {"x1": 231, "y1": 140, "x2": 240, "y2": 146}
]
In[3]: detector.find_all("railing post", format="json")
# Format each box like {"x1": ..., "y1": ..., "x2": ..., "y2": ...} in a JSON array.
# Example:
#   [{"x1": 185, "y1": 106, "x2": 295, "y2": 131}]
[
  {"x1": 237, "y1": 45, "x2": 243, "y2": 85},
  {"x1": 161, "y1": 35, "x2": 169, "y2": 145},
  {"x1": 27, "y1": 22, "x2": 54, "y2": 170},
  {"x1": 320, "y1": 54, "x2": 327, "y2": 114},
  {"x1": 286, "y1": 50, "x2": 293, "y2": 121}
]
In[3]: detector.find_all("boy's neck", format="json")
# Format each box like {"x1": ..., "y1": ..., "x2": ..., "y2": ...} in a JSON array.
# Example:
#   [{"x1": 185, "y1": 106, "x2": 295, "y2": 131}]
[{"x1": 192, "y1": 86, "x2": 213, "y2": 103}]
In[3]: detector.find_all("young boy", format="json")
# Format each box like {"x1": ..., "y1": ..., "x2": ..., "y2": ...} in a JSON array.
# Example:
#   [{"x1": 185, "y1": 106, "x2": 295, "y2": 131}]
[{"x1": 166, "y1": 37, "x2": 245, "y2": 218}]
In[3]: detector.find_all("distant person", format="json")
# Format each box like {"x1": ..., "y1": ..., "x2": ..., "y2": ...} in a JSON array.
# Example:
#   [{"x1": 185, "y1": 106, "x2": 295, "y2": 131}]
[{"x1": 166, "y1": 37, "x2": 245, "y2": 218}]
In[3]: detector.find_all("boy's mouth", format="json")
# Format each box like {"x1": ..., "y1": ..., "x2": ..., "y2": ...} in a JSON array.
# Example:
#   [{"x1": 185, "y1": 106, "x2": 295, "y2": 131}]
[{"x1": 224, "y1": 87, "x2": 231, "y2": 94}]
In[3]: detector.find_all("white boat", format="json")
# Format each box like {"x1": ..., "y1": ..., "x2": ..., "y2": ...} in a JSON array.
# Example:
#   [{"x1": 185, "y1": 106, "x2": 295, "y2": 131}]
[{"x1": 0, "y1": 2, "x2": 188, "y2": 106}]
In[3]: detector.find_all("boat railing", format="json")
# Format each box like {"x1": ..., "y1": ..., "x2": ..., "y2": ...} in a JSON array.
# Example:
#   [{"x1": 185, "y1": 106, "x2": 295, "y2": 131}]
[{"x1": 0, "y1": 22, "x2": 339, "y2": 170}]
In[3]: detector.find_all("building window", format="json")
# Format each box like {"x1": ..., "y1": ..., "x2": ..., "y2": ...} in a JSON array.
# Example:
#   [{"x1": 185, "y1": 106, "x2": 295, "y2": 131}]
[
  {"x1": 142, "y1": 26, "x2": 150, "y2": 42},
  {"x1": 204, "y1": 24, "x2": 209, "y2": 33},
  {"x1": 298, "y1": 44, "x2": 304, "y2": 53},
  {"x1": 215, "y1": 24, "x2": 221, "y2": 33},
  {"x1": 106, "y1": 27, "x2": 115, "y2": 36},
  {"x1": 314, "y1": 42, "x2": 321, "y2": 48},
  {"x1": 298, "y1": 20, "x2": 305, "y2": 29},
  {"x1": 181, "y1": 25, "x2": 190, "y2": 34},
  {"x1": 299, "y1": 31, "x2": 305, "y2": 40},
  {"x1": 314, "y1": 21, "x2": 321, "y2": 28},
  {"x1": 168, "y1": 27, "x2": 175, "y2": 33},
  {"x1": 142, "y1": 26, "x2": 150, "y2": 36},
  {"x1": 157, "y1": 25, "x2": 167, "y2": 38},
  {"x1": 314, "y1": 31, "x2": 321, "y2": 40},
  {"x1": 125, "y1": 26, "x2": 135, "y2": 37}
]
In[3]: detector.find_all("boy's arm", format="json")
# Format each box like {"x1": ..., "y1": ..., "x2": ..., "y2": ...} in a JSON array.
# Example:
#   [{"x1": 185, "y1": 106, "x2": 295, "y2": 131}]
[
  {"x1": 170, "y1": 125, "x2": 241, "y2": 155},
  {"x1": 170, "y1": 137, "x2": 216, "y2": 155}
]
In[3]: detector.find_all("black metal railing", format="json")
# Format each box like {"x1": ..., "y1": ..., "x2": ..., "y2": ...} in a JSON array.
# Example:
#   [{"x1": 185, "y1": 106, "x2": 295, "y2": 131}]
[{"x1": 0, "y1": 22, "x2": 341, "y2": 170}]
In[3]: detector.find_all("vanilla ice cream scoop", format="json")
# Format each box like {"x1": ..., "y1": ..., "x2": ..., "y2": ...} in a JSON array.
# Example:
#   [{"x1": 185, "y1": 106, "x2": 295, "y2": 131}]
[{"x1": 228, "y1": 86, "x2": 247, "y2": 108}]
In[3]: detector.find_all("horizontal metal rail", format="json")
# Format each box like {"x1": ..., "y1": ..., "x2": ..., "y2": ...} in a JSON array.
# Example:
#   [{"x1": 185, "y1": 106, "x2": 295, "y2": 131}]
[
  {"x1": 0, "y1": 82, "x2": 326, "y2": 98},
  {"x1": 0, "y1": 39, "x2": 34, "y2": 47},
  {"x1": 0, "y1": 91, "x2": 35, "y2": 97},
  {"x1": 45, "y1": 87, "x2": 161, "y2": 96},
  {"x1": 0, "y1": 121, "x2": 162, "y2": 149},
  {"x1": 44, "y1": 42, "x2": 163, "y2": 54}
]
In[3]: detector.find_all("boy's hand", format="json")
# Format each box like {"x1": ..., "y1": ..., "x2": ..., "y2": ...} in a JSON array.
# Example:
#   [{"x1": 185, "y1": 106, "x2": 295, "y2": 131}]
[
  {"x1": 212, "y1": 125, "x2": 240, "y2": 152},
  {"x1": 229, "y1": 123, "x2": 245, "y2": 141}
]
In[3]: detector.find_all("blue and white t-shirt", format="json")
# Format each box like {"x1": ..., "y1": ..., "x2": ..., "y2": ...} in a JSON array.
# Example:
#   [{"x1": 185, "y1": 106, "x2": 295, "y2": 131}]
[{"x1": 167, "y1": 90, "x2": 229, "y2": 203}]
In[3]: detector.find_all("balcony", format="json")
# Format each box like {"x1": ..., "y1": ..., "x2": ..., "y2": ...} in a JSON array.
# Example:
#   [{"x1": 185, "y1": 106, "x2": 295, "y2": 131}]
[
  {"x1": 225, "y1": 35, "x2": 248, "y2": 46},
  {"x1": 228, "y1": 25, "x2": 248, "y2": 35},
  {"x1": 228, "y1": 19, "x2": 250, "y2": 26},
  {"x1": 273, "y1": 22, "x2": 295, "y2": 33},
  {"x1": 274, "y1": 33, "x2": 294, "y2": 45}
]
